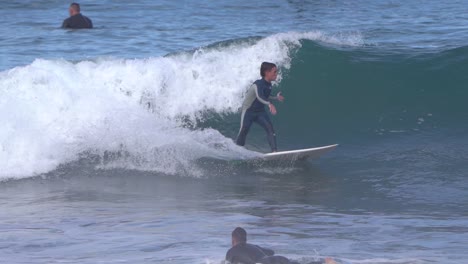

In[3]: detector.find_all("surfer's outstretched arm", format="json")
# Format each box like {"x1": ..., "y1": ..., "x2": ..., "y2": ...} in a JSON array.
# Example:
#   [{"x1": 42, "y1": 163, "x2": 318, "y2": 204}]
[
  {"x1": 258, "y1": 245, "x2": 274, "y2": 256},
  {"x1": 269, "y1": 91, "x2": 284, "y2": 102}
]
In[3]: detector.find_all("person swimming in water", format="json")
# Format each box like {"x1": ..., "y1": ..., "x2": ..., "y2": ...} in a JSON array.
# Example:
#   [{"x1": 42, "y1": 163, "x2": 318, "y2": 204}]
[
  {"x1": 226, "y1": 227, "x2": 290, "y2": 264},
  {"x1": 226, "y1": 227, "x2": 337, "y2": 264},
  {"x1": 235, "y1": 62, "x2": 284, "y2": 152},
  {"x1": 62, "y1": 3, "x2": 93, "y2": 29}
]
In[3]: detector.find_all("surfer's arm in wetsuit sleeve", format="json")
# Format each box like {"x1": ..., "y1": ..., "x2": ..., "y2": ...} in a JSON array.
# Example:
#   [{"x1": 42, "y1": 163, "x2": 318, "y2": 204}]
[
  {"x1": 87, "y1": 17, "x2": 93, "y2": 28},
  {"x1": 269, "y1": 92, "x2": 284, "y2": 101},
  {"x1": 226, "y1": 248, "x2": 244, "y2": 263},
  {"x1": 257, "y1": 246, "x2": 274, "y2": 256},
  {"x1": 225, "y1": 250, "x2": 234, "y2": 263},
  {"x1": 62, "y1": 19, "x2": 69, "y2": 28}
]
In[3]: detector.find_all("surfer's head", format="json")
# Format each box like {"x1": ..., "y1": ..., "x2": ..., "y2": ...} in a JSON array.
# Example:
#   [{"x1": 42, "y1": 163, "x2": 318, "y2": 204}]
[
  {"x1": 69, "y1": 3, "x2": 81, "y2": 16},
  {"x1": 232, "y1": 227, "x2": 247, "y2": 246},
  {"x1": 260, "y1": 62, "x2": 278, "y2": 82}
]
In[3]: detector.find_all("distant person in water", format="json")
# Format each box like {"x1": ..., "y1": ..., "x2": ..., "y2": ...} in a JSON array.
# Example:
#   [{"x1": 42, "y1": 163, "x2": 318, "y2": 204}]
[
  {"x1": 226, "y1": 227, "x2": 289, "y2": 264},
  {"x1": 236, "y1": 62, "x2": 284, "y2": 152},
  {"x1": 226, "y1": 227, "x2": 337, "y2": 264},
  {"x1": 62, "y1": 3, "x2": 93, "y2": 29}
]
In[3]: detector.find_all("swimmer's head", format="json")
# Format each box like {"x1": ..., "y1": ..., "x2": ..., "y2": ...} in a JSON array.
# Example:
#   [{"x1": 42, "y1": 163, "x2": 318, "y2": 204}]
[
  {"x1": 69, "y1": 3, "x2": 81, "y2": 16},
  {"x1": 232, "y1": 227, "x2": 247, "y2": 246}
]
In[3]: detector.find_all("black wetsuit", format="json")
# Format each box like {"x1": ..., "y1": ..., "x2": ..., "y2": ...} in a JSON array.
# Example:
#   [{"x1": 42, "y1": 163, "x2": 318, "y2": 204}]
[
  {"x1": 62, "y1": 13, "x2": 93, "y2": 29},
  {"x1": 236, "y1": 78, "x2": 278, "y2": 152},
  {"x1": 226, "y1": 243, "x2": 292, "y2": 264}
]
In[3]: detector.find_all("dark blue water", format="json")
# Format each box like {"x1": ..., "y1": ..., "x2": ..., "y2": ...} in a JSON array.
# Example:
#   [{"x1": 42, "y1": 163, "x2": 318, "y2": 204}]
[{"x1": 1, "y1": 1, "x2": 468, "y2": 263}]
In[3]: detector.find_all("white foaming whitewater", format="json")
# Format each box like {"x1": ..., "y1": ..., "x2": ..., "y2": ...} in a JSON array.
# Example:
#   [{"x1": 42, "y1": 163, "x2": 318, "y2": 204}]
[{"x1": 0, "y1": 31, "x2": 363, "y2": 180}]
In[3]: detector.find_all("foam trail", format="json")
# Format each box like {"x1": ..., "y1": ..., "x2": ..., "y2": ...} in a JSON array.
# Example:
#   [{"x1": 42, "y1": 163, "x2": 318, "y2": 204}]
[{"x1": 0, "y1": 31, "x2": 363, "y2": 180}]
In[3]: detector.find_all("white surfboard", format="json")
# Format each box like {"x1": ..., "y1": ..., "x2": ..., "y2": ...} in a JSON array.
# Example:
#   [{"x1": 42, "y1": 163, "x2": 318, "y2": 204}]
[{"x1": 260, "y1": 144, "x2": 338, "y2": 161}]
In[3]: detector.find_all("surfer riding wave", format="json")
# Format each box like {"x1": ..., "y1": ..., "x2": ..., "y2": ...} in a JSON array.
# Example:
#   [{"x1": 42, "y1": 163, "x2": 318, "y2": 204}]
[{"x1": 236, "y1": 62, "x2": 284, "y2": 152}]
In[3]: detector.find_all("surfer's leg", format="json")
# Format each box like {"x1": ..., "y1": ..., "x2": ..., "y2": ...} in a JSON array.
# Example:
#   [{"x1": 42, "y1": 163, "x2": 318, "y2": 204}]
[
  {"x1": 236, "y1": 110, "x2": 254, "y2": 146},
  {"x1": 256, "y1": 112, "x2": 277, "y2": 152}
]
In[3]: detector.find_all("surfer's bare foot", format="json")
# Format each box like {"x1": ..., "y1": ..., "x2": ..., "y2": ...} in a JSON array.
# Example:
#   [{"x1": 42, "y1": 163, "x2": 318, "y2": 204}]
[{"x1": 324, "y1": 257, "x2": 338, "y2": 264}]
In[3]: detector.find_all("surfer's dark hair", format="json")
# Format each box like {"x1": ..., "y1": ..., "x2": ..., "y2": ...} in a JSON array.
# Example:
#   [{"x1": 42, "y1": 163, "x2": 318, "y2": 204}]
[
  {"x1": 260, "y1": 62, "x2": 277, "y2": 77},
  {"x1": 232, "y1": 227, "x2": 247, "y2": 243},
  {"x1": 70, "y1": 2, "x2": 80, "y2": 12}
]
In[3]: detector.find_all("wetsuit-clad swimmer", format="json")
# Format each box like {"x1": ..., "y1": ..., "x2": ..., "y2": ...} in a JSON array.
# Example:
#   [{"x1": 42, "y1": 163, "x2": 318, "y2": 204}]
[
  {"x1": 226, "y1": 227, "x2": 290, "y2": 264},
  {"x1": 236, "y1": 62, "x2": 284, "y2": 152},
  {"x1": 226, "y1": 227, "x2": 338, "y2": 264},
  {"x1": 62, "y1": 3, "x2": 93, "y2": 29}
]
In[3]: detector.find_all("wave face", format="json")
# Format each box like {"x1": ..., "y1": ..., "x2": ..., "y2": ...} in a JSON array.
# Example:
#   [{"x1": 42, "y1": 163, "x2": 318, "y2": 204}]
[
  {"x1": 2, "y1": 31, "x2": 467, "y2": 179},
  {"x1": 266, "y1": 42, "x2": 468, "y2": 147},
  {"x1": 0, "y1": 32, "x2": 363, "y2": 179}
]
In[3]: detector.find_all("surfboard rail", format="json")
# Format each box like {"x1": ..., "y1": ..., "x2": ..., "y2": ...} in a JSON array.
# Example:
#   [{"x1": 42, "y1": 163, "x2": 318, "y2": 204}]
[{"x1": 261, "y1": 144, "x2": 338, "y2": 161}]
